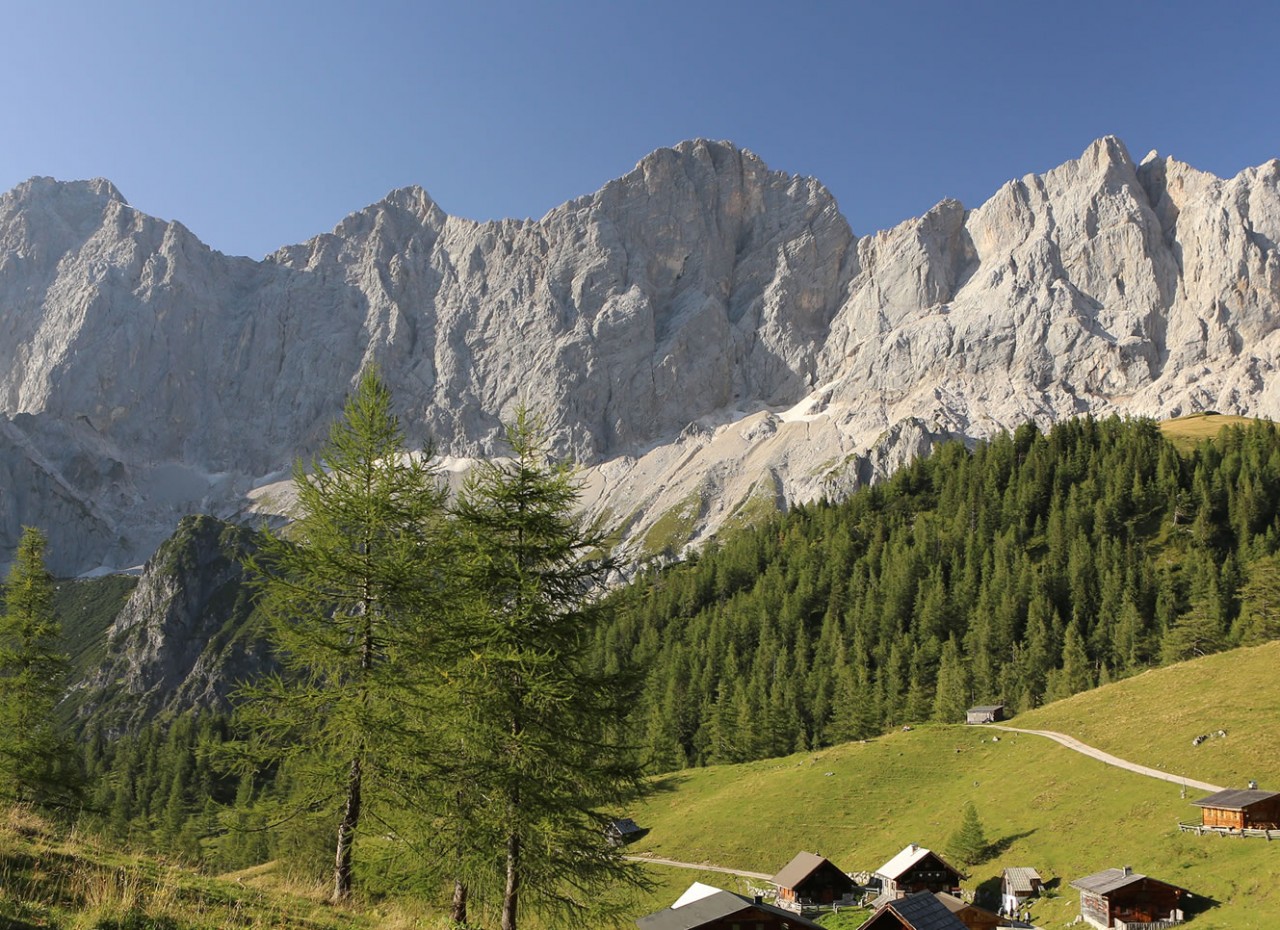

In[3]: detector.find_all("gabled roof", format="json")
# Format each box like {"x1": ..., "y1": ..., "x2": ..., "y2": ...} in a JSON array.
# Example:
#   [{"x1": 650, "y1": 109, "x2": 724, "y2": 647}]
[
  {"x1": 876, "y1": 845, "x2": 961, "y2": 881},
  {"x1": 1070, "y1": 868, "x2": 1185, "y2": 897},
  {"x1": 610, "y1": 817, "x2": 643, "y2": 834},
  {"x1": 967, "y1": 705, "x2": 1004, "y2": 713},
  {"x1": 864, "y1": 892, "x2": 968, "y2": 930},
  {"x1": 771, "y1": 851, "x2": 844, "y2": 889},
  {"x1": 1191, "y1": 788, "x2": 1280, "y2": 810},
  {"x1": 1002, "y1": 867, "x2": 1042, "y2": 893},
  {"x1": 638, "y1": 885, "x2": 825, "y2": 930}
]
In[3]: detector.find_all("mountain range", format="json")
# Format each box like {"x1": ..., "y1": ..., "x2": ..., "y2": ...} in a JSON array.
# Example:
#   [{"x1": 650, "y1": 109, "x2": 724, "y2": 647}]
[{"x1": 1, "y1": 136, "x2": 1277, "y2": 575}]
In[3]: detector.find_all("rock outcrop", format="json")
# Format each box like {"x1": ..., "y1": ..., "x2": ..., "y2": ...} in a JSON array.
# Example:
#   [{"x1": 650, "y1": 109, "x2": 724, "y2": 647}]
[
  {"x1": 0, "y1": 137, "x2": 1277, "y2": 574},
  {"x1": 75, "y1": 515, "x2": 267, "y2": 731}
]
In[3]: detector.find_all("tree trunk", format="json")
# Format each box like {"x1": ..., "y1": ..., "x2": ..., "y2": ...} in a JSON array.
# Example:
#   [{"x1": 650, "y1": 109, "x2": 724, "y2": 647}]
[
  {"x1": 451, "y1": 878, "x2": 469, "y2": 926},
  {"x1": 502, "y1": 829, "x2": 520, "y2": 930},
  {"x1": 333, "y1": 755, "x2": 363, "y2": 902}
]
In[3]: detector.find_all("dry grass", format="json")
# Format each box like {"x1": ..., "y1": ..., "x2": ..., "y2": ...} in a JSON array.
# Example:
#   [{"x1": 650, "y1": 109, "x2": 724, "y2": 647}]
[{"x1": 1159, "y1": 413, "x2": 1267, "y2": 451}]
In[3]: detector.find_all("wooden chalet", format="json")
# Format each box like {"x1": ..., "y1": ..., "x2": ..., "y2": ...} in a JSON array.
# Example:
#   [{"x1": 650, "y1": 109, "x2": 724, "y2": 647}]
[
  {"x1": 1190, "y1": 787, "x2": 1280, "y2": 830},
  {"x1": 966, "y1": 705, "x2": 1004, "y2": 724},
  {"x1": 855, "y1": 892, "x2": 968, "y2": 930},
  {"x1": 1000, "y1": 867, "x2": 1042, "y2": 916},
  {"x1": 933, "y1": 892, "x2": 1001, "y2": 930},
  {"x1": 1069, "y1": 867, "x2": 1187, "y2": 929},
  {"x1": 638, "y1": 882, "x2": 826, "y2": 930},
  {"x1": 874, "y1": 845, "x2": 964, "y2": 899},
  {"x1": 770, "y1": 851, "x2": 858, "y2": 909}
]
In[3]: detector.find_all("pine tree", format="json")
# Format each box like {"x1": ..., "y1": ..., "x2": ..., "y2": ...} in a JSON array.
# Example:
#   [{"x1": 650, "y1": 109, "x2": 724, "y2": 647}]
[
  {"x1": 447, "y1": 408, "x2": 648, "y2": 930},
  {"x1": 234, "y1": 370, "x2": 450, "y2": 902},
  {"x1": 0, "y1": 526, "x2": 80, "y2": 807}
]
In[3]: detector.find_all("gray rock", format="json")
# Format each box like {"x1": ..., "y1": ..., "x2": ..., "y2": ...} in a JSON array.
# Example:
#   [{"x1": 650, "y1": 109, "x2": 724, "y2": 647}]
[{"x1": 0, "y1": 136, "x2": 1277, "y2": 574}]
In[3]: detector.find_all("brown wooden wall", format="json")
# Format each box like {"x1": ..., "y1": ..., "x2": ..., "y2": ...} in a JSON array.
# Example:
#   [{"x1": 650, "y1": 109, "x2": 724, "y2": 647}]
[
  {"x1": 1201, "y1": 807, "x2": 1245, "y2": 829},
  {"x1": 1201, "y1": 799, "x2": 1280, "y2": 830}
]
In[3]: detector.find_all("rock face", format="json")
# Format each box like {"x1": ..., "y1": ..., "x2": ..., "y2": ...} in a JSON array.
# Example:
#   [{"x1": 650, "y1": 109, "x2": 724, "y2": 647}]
[
  {"x1": 75, "y1": 515, "x2": 267, "y2": 731},
  {"x1": 1, "y1": 137, "x2": 1278, "y2": 574}
]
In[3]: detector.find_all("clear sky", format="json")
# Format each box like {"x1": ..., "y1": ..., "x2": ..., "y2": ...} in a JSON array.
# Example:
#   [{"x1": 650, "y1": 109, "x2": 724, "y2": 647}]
[{"x1": 4, "y1": 0, "x2": 1277, "y2": 258}]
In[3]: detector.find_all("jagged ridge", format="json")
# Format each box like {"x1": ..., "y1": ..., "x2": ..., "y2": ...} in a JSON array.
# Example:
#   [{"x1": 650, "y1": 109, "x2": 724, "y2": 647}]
[{"x1": 0, "y1": 137, "x2": 1277, "y2": 574}]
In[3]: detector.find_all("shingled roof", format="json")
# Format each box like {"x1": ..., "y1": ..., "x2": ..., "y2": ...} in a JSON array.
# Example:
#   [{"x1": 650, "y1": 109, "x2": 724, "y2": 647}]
[
  {"x1": 637, "y1": 885, "x2": 824, "y2": 930},
  {"x1": 865, "y1": 892, "x2": 968, "y2": 930},
  {"x1": 771, "y1": 851, "x2": 838, "y2": 889},
  {"x1": 1002, "y1": 867, "x2": 1042, "y2": 893},
  {"x1": 1070, "y1": 867, "x2": 1185, "y2": 898},
  {"x1": 875, "y1": 845, "x2": 962, "y2": 881},
  {"x1": 1191, "y1": 788, "x2": 1280, "y2": 810}
]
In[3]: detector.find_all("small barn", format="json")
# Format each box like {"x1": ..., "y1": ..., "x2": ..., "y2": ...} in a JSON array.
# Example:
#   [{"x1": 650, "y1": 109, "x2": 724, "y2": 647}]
[
  {"x1": 855, "y1": 892, "x2": 968, "y2": 930},
  {"x1": 965, "y1": 705, "x2": 1004, "y2": 724},
  {"x1": 607, "y1": 817, "x2": 644, "y2": 845},
  {"x1": 1000, "y1": 867, "x2": 1042, "y2": 915},
  {"x1": 638, "y1": 882, "x2": 826, "y2": 930},
  {"x1": 933, "y1": 892, "x2": 1001, "y2": 930},
  {"x1": 771, "y1": 851, "x2": 858, "y2": 909},
  {"x1": 1069, "y1": 867, "x2": 1187, "y2": 928},
  {"x1": 1190, "y1": 787, "x2": 1280, "y2": 831},
  {"x1": 874, "y1": 845, "x2": 964, "y2": 899}
]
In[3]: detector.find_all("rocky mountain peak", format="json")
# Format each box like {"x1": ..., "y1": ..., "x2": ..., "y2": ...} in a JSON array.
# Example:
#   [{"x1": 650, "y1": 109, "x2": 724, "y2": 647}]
[{"x1": 1, "y1": 137, "x2": 1278, "y2": 576}]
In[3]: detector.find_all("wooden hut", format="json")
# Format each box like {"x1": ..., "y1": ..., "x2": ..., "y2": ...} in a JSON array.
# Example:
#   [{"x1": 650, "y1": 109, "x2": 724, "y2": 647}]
[
  {"x1": 966, "y1": 705, "x2": 1005, "y2": 724},
  {"x1": 855, "y1": 892, "x2": 968, "y2": 930},
  {"x1": 607, "y1": 817, "x2": 644, "y2": 845},
  {"x1": 771, "y1": 851, "x2": 857, "y2": 909},
  {"x1": 1190, "y1": 787, "x2": 1280, "y2": 830},
  {"x1": 874, "y1": 845, "x2": 964, "y2": 899},
  {"x1": 1069, "y1": 867, "x2": 1187, "y2": 928},
  {"x1": 1000, "y1": 867, "x2": 1042, "y2": 915}
]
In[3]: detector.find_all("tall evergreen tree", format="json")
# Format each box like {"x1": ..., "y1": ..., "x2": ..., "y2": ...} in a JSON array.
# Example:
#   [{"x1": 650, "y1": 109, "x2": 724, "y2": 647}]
[
  {"x1": 235, "y1": 370, "x2": 450, "y2": 902},
  {"x1": 1237, "y1": 553, "x2": 1280, "y2": 645},
  {"x1": 0, "y1": 526, "x2": 79, "y2": 807},
  {"x1": 946, "y1": 801, "x2": 989, "y2": 869},
  {"x1": 448, "y1": 409, "x2": 648, "y2": 930}
]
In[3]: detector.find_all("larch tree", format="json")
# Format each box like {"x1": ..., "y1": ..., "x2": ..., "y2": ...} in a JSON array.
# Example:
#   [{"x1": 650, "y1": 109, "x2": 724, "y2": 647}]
[
  {"x1": 235, "y1": 369, "x2": 450, "y2": 902},
  {"x1": 446, "y1": 408, "x2": 648, "y2": 930},
  {"x1": 1237, "y1": 553, "x2": 1280, "y2": 645},
  {"x1": 0, "y1": 526, "x2": 79, "y2": 807}
]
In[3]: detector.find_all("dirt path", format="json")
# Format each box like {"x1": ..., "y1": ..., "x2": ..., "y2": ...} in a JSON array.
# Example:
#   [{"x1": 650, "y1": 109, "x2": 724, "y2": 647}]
[
  {"x1": 990, "y1": 725, "x2": 1224, "y2": 794},
  {"x1": 624, "y1": 854, "x2": 773, "y2": 881}
]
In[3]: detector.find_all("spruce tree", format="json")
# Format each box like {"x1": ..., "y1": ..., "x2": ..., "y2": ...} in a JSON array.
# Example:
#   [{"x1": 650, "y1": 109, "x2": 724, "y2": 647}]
[
  {"x1": 235, "y1": 370, "x2": 449, "y2": 902},
  {"x1": 946, "y1": 800, "x2": 989, "y2": 869},
  {"x1": 0, "y1": 526, "x2": 80, "y2": 807},
  {"x1": 447, "y1": 408, "x2": 648, "y2": 930}
]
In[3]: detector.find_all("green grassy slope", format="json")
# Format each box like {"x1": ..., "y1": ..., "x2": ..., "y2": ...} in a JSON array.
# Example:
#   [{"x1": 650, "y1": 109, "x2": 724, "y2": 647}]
[
  {"x1": 626, "y1": 644, "x2": 1280, "y2": 930},
  {"x1": 1013, "y1": 640, "x2": 1280, "y2": 791}
]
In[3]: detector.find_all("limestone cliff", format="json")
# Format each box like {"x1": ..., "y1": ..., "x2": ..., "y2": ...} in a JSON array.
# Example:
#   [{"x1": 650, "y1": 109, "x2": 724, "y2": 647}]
[{"x1": 0, "y1": 137, "x2": 1277, "y2": 574}]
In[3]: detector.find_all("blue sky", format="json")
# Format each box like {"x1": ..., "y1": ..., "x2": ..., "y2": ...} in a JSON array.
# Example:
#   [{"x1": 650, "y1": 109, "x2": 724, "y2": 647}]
[{"x1": 3, "y1": 1, "x2": 1277, "y2": 258}]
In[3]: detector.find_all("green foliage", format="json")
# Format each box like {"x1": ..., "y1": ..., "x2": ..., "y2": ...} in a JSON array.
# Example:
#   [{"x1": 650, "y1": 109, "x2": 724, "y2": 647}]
[
  {"x1": 596, "y1": 416, "x2": 1280, "y2": 770},
  {"x1": 0, "y1": 526, "x2": 82, "y2": 807},
  {"x1": 233, "y1": 369, "x2": 451, "y2": 901},
  {"x1": 945, "y1": 800, "x2": 988, "y2": 869},
  {"x1": 1236, "y1": 553, "x2": 1280, "y2": 644},
  {"x1": 439, "y1": 407, "x2": 650, "y2": 930}
]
